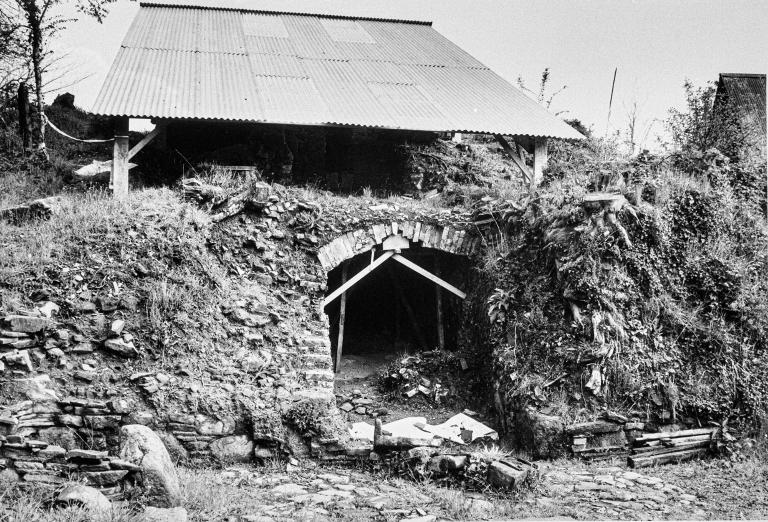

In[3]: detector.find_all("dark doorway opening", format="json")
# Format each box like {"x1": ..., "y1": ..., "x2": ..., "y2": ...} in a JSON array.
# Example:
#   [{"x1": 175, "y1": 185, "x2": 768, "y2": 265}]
[{"x1": 325, "y1": 246, "x2": 468, "y2": 379}]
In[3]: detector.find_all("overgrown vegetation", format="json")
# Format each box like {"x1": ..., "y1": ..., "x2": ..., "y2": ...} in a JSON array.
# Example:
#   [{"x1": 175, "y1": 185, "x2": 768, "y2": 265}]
[{"x1": 469, "y1": 81, "x2": 768, "y2": 441}]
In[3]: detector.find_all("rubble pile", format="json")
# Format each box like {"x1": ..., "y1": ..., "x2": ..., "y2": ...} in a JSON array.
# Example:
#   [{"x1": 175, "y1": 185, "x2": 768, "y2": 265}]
[
  {"x1": 378, "y1": 351, "x2": 473, "y2": 407},
  {"x1": 337, "y1": 388, "x2": 385, "y2": 419}
]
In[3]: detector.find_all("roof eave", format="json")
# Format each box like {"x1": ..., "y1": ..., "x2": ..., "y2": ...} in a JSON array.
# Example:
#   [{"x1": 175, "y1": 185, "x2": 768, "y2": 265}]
[
  {"x1": 90, "y1": 112, "x2": 583, "y2": 140},
  {"x1": 138, "y1": 2, "x2": 434, "y2": 26}
]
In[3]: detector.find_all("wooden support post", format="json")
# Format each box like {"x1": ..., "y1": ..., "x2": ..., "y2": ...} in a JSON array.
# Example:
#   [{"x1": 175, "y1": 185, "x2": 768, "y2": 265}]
[
  {"x1": 111, "y1": 117, "x2": 130, "y2": 198},
  {"x1": 388, "y1": 266, "x2": 427, "y2": 350},
  {"x1": 335, "y1": 262, "x2": 348, "y2": 373},
  {"x1": 532, "y1": 137, "x2": 548, "y2": 189},
  {"x1": 435, "y1": 256, "x2": 444, "y2": 350},
  {"x1": 494, "y1": 134, "x2": 532, "y2": 184}
]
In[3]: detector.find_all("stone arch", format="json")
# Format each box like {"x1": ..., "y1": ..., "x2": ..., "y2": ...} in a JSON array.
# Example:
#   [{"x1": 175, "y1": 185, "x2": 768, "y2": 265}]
[{"x1": 316, "y1": 220, "x2": 480, "y2": 272}]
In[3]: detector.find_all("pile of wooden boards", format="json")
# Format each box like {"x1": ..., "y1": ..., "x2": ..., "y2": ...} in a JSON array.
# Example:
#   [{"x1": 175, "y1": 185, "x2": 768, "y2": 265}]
[
  {"x1": 628, "y1": 427, "x2": 718, "y2": 468},
  {"x1": 567, "y1": 418, "x2": 633, "y2": 461}
]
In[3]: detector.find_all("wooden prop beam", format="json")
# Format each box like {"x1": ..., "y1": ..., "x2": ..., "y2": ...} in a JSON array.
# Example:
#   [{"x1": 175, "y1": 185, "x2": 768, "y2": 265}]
[
  {"x1": 494, "y1": 134, "x2": 532, "y2": 184},
  {"x1": 127, "y1": 123, "x2": 165, "y2": 161},
  {"x1": 111, "y1": 117, "x2": 130, "y2": 198},
  {"x1": 335, "y1": 262, "x2": 348, "y2": 373},
  {"x1": 391, "y1": 254, "x2": 466, "y2": 299},
  {"x1": 323, "y1": 251, "x2": 394, "y2": 308}
]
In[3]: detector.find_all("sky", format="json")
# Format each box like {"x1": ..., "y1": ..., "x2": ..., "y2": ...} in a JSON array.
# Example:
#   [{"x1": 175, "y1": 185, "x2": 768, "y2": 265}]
[{"x1": 53, "y1": 0, "x2": 768, "y2": 146}]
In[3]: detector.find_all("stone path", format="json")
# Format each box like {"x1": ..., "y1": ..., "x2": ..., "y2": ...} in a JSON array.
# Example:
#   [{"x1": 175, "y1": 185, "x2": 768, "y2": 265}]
[
  {"x1": 537, "y1": 464, "x2": 707, "y2": 520},
  {"x1": 199, "y1": 461, "x2": 709, "y2": 522}
]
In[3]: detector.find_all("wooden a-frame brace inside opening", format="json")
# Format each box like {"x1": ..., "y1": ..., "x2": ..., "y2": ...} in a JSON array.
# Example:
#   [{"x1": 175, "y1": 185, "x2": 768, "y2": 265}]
[{"x1": 324, "y1": 241, "x2": 466, "y2": 372}]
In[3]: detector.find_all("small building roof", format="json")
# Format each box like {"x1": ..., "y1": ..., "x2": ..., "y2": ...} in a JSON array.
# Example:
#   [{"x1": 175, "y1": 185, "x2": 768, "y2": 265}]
[
  {"x1": 92, "y1": 2, "x2": 583, "y2": 140},
  {"x1": 716, "y1": 73, "x2": 766, "y2": 138}
]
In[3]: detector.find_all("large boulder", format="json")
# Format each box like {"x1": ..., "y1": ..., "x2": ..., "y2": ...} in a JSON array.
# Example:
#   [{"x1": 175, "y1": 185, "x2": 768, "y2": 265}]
[
  {"x1": 57, "y1": 484, "x2": 111, "y2": 514},
  {"x1": 512, "y1": 407, "x2": 566, "y2": 458},
  {"x1": 0, "y1": 468, "x2": 20, "y2": 484},
  {"x1": 487, "y1": 459, "x2": 532, "y2": 489},
  {"x1": 119, "y1": 425, "x2": 181, "y2": 508},
  {"x1": 157, "y1": 431, "x2": 189, "y2": 464},
  {"x1": 209, "y1": 435, "x2": 253, "y2": 464}
]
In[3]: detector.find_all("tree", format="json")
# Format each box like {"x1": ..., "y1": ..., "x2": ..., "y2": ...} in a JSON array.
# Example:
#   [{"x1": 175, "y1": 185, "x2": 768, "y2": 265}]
[
  {"x1": 0, "y1": 1, "x2": 29, "y2": 93},
  {"x1": 6, "y1": 0, "x2": 118, "y2": 156},
  {"x1": 666, "y1": 80, "x2": 746, "y2": 160}
]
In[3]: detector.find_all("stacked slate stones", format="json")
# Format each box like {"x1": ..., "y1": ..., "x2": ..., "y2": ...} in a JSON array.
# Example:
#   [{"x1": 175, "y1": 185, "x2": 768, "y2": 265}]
[{"x1": 0, "y1": 434, "x2": 138, "y2": 496}]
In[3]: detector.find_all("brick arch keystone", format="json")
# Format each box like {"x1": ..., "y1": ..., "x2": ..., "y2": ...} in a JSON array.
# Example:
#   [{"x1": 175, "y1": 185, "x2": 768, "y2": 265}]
[{"x1": 316, "y1": 221, "x2": 479, "y2": 272}]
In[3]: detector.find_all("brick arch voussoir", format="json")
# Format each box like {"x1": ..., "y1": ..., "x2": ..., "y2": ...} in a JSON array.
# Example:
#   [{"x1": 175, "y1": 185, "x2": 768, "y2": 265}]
[{"x1": 316, "y1": 220, "x2": 480, "y2": 272}]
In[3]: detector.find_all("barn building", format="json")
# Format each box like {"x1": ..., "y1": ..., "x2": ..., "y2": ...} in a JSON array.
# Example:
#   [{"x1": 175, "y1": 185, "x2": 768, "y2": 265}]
[{"x1": 93, "y1": 2, "x2": 582, "y2": 195}]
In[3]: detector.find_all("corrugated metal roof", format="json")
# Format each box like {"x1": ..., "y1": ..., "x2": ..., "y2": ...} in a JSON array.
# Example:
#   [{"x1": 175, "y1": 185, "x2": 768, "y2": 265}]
[
  {"x1": 717, "y1": 73, "x2": 766, "y2": 137},
  {"x1": 92, "y1": 3, "x2": 584, "y2": 139}
]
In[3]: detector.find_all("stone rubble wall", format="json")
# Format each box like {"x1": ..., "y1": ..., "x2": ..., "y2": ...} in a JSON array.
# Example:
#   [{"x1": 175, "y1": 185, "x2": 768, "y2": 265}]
[
  {"x1": 0, "y1": 186, "x2": 488, "y2": 482},
  {"x1": 0, "y1": 430, "x2": 137, "y2": 496}
]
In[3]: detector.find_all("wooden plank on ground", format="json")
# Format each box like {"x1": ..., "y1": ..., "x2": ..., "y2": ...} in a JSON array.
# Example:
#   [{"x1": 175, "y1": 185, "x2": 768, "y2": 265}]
[
  {"x1": 391, "y1": 254, "x2": 466, "y2": 299},
  {"x1": 628, "y1": 447, "x2": 709, "y2": 469},
  {"x1": 633, "y1": 428, "x2": 716, "y2": 443},
  {"x1": 631, "y1": 441, "x2": 710, "y2": 456}
]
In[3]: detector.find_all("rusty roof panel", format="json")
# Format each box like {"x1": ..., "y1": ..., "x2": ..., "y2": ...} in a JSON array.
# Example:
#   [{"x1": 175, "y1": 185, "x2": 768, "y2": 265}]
[
  {"x1": 93, "y1": 3, "x2": 584, "y2": 139},
  {"x1": 718, "y1": 74, "x2": 766, "y2": 136}
]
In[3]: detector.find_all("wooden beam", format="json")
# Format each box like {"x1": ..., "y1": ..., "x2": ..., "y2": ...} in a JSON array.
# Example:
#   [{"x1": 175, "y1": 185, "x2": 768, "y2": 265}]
[
  {"x1": 532, "y1": 137, "x2": 548, "y2": 188},
  {"x1": 335, "y1": 262, "x2": 348, "y2": 373},
  {"x1": 323, "y1": 251, "x2": 394, "y2": 308},
  {"x1": 494, "y1": 134, "x2": 532, "y2": 184},
  {"x1": 391, "y1": 254, "x2": 466, "y2": 299},
  {"x1": 127, "y1": 123, "x2": 164, "y2": 161},
  {"x1": 111, "y1": 117, "x2": 130, "y2": 198},
  {"x1": 435, "y1": 256, "x2": 444, "y2": 350},
  {"x1": 388, "y1": 266, "x2": 428, "y2": 350}
]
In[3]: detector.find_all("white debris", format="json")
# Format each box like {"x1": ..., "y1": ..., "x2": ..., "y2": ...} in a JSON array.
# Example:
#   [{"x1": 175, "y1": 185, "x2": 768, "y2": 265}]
[
  {"x1": 353, "y1": 414, "x2": 497, "y2": 447},
  {"x1": 349, "y1": 422, "x2": 375, "y2": 442},
  {"x1": 425, "y1": 413, "x2": 498, "y2": 444}
]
